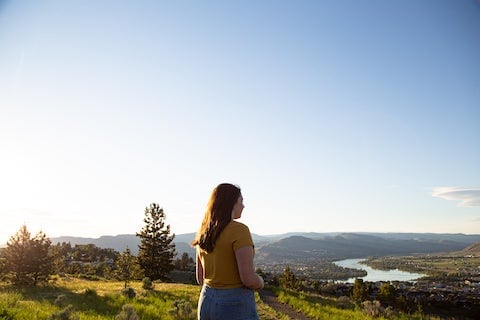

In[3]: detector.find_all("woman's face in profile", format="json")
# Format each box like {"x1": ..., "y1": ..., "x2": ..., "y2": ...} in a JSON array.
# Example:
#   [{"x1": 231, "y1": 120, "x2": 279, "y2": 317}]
[{"x1": 232, "y1": 195, "x2": 244, "y2": 219}]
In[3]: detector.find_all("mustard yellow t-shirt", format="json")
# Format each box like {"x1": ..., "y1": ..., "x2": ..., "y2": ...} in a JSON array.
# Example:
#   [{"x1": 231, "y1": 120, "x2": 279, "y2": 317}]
[{"x1": 197, "y1": 221, "x2": 254, "y2": 289}]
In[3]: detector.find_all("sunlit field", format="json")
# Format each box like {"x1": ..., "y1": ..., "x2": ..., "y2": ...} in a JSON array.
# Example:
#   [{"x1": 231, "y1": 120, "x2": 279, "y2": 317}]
[
  {"x1": 0, "y1": 277, "x2": 289, "y2": 320},
  {"x1": 0, "y1": 277, "x2": 201, "y2": 320},
  {"x1": 0, "y1": 277, "x2": 447, "y2": 320},
  {"x1": 271, "y1": 287, "x2": 442, "y2": 320}
]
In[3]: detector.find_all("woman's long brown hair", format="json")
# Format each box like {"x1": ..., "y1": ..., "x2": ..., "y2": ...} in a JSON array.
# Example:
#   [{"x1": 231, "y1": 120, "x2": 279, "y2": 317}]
[{"x1": 191, "y1": 183, "x2": 241, "y2": 253}]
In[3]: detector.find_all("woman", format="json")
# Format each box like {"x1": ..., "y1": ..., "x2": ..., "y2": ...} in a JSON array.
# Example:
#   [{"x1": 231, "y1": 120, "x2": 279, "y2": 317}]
[{"x1": 191, "y1": 183, "x2": 264, "y2": 320}]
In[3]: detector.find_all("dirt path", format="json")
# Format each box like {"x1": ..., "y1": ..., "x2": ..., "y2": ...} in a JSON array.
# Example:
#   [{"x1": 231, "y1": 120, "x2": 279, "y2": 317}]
[{"x1": 259, "y1": 289, "x2": 314, "y2": 320}]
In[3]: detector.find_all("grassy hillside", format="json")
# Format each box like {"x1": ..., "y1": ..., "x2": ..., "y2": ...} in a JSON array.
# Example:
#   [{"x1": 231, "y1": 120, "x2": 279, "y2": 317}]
[
  {"x1": 0, "y1": 277, "x2": 289, "y2": 320},
  {"x1": 0, "y1": 277, "x2": 200, "y2": 320},
  {"x1": 0, "y1": 277, "x2": 442, "y2": 320},
  {"x1": 462, "y1": 241, "x2": 480, "y2": 256}
]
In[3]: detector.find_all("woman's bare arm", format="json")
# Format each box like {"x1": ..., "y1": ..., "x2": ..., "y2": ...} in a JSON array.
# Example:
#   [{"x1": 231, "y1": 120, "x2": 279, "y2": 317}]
[{"x1": 235, "y1": 246, "x2": 264, "y2": 290}]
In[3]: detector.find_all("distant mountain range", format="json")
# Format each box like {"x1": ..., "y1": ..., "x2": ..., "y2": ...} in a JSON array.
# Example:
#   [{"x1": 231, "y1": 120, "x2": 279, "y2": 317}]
[
  {"x1": 255, "y1": 233, "x2": 480, "y2": 263},
  {"x1": 49, "y1": 232, "x2": 480, "y2": 262}
]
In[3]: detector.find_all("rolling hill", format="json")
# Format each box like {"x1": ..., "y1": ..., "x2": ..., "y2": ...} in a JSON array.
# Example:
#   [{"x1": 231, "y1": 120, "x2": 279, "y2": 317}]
[
  {"x1": 461, "y1": 241, "x2": 480, "y2": 256},
  {"x1": 49, "y1": 232, "x2": 480, "y2": 263},
  {"x1": 255, "y1": 233, "x2": 475, "y2": 262}
]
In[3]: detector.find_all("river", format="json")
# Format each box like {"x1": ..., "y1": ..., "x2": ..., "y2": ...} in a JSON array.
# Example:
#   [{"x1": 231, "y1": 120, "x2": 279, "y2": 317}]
[{"x1": 334, "y1": 258, "x2": 426, "y2": 283}]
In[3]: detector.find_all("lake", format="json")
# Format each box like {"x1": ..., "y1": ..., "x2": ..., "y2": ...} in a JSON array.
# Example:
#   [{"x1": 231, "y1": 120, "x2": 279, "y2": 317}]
[{"x1": 334, "y1": 258, "x2": 426, "y2": 283}]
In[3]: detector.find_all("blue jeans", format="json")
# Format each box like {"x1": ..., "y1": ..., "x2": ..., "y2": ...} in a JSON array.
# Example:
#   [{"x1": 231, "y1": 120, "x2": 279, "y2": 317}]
[{"x1": 198, "y1": 285, "x2": 259, "y2": 320}]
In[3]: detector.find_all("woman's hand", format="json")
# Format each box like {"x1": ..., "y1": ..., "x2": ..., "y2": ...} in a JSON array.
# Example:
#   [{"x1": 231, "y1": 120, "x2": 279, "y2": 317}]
[{"x1": 256, "y1": 274, "x2": 264, "y2": 290}]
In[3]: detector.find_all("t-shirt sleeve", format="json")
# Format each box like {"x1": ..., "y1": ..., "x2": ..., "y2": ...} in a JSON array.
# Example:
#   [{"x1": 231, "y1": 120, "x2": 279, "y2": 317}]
[{"x1": 231, "y1": 223, "x2": 254, "y2": 251}]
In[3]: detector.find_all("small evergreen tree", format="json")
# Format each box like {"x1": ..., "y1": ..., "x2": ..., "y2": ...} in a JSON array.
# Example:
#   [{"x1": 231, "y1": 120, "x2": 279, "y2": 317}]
[
  {"x1": 5, "y1": 225, "x2": 52, "y2": 285},
  {"x1": 279, "y1": 266, "x2": 298, "y2": 290},
  {"x1": 352, "y1": 278, "x2": 369, "y2": 302},
  {"x1": 378, "y1": 282, "x2": 396, "y2": 306},
  {"x1": 0, "y1": 248, "x2": 6, "y2": 280},
  {"x1": 50, "y1": 242, "x2": 73, "y2": 274},
  {"x1": 115, "y1": 247, "x2": 142, "y2": 288},
  {"x1": 30, "y1": 230, "x2": 53, "y2": 285},
  {"x1": 174, "y1": 252, "x2": 194, "y2": 271},
  {"x1": 136, "y1": 203, "x2": 176, "y2": 281}
]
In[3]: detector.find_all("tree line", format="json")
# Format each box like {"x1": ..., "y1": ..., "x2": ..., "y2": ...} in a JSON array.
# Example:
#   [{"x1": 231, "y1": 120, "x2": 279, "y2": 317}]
[{"x1": 0, "y1": 203, "x2": 192, "y2": 287}]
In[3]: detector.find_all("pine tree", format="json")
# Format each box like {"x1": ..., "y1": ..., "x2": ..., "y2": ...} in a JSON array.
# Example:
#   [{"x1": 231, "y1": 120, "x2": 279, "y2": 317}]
[
  {"x1": 136, "y1": 203, "x2": 176, "y2": 281},
  {"x1": 280, "y1": 266, "x2": 298, "y2": 290},
  {"x1": 29, "y1": 230, "x2": 53, "y2": 285},
  {"x1": 0, "y1": 248, "x2": 6, "y2": 280},
  {"x1": 378, "y1": 282, "x2": 396, "y2": 306},
  {"x1": 352, "y1": 278, "x2": 369, "y2": 302},
  {"x1": 5, "y1": 225, "x2": 52, "y2": 285},
  {"x1": 116, "y1": 247, "x2": 142, "y2": 288},
  {"x1": 174, "y1": 252, "x2": 194, "y2": 271}
]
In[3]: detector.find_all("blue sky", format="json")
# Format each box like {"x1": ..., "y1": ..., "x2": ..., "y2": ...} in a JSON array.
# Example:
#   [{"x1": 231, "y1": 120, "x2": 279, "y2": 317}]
[{"x1": 1, "y1": 0, "x2": 479, "y2": 244}]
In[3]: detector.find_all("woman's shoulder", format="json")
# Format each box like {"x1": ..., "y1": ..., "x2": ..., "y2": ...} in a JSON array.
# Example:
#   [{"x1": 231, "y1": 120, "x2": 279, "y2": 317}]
[{"x1": 227, "y1": 220, "x2": 250, "y2": 232}]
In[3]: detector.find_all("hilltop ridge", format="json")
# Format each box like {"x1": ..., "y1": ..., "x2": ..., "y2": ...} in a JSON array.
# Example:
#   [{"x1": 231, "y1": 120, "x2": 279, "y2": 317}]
[
  {"x1": 461, "y1": 241, "x2": 480, "y2": 256},
  {"x1": 47, "y1": 232, "x2": 480, "y2": 261}
]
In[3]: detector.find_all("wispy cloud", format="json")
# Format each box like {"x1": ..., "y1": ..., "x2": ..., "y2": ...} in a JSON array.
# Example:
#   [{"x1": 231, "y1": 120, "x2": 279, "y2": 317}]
[{"x1": 432, "y1": 187, "x2": 480, "y2": 208}]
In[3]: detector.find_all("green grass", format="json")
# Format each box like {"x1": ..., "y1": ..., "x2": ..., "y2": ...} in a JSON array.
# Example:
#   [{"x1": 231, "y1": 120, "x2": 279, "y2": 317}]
[
  {"x1": 0, "y1": 277, "x2": 201, "y2": 320},
  {"x1": 0, "y1": 278, "x2": 445, "y2": 320},
  {"x1": 0, "y1": 277, "x2": 287, "y2": 320},
  {"x1": 255, "y1": 293, "x2": 291, "y2": 320},
  {"x1": 271, "y1": 287, "x2": 441, "y2": 320}
]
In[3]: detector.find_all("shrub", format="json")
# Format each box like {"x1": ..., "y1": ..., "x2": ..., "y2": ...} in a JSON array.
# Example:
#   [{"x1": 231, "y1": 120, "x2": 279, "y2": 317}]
[
  {"x1": 121, "y1": 287, "x2": 136, "y2": 299},
  {"x1": 279, "y1": 266, "x2": 299, "y2": 290},
  {"x1": 362, "y1": 300, "x2": 393, "y2": 318},
  {"x1": 48, "y1": 305, "x2": 78, "y2": 320},
  {"x1": 54, "y1": 294, "x2": 67, "y2": 307},
  {"x1": 337, "y1": 295, "x2": 350, "y2": 309},
  {"x1": 83, "y1": 288, "x2": 97, "y2": 297},
  {"x1": 0, "y1": 309, "x2": 15, "y2": 320},
  {"x1": 142, "y1": 277, "x2": 154, "y2": 290},
  {"x1": 378, "y1": 283, "x2": 396, "y2": 306},
  {"x1": 168, "y1": 299, "x2": 195, "y2": 320},
  {"x1": 114, "y1": 304, "x2": 139, "y2": 320},
  {"x1": 352, "y1": 278, "x2": 368, "y2": 302}
]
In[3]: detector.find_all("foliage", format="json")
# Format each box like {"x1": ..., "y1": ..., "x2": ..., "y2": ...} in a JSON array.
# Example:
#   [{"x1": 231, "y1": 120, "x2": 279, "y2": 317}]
[
  {"x1": 174, "y1": 252, "x2": 194, "y2": 271},
  {"x1": 48, "y1": 305, "x2": 78, "y2": 320},
  {"x1": 136, "y1": 203, "x2": 176, "y2": 281},
  {"x1": 114, "y1": 304, "x2": 139, "y2": 320},
  {"x1": 0, "y1": 278, "x2": 202, "y2": 320},
  {"x1": 4, "y1": 225, "x2": 53, "y2": 285},
  {"x1": 54, "y1": 295, "x2": 67, "y2": 307},
  {"x1": 272, "y1": 287, "x2": 437, "y2": 320},
  {"x1": 0, "y1": 249, "x2": 6, "y2": 281},
  {"x1": 279, "y1": 266, "x2": 298, "y2": 290},
  {"x1": 0, "y1": 308, "x2": 15, "y2": 320},
  {"x1": 361, "y1": 300, "x2": 393, "y2": 318},
  {"x1": 168, "y1": 299, "x2": 195, "y2": 320},
  {"x1": 50, "y1": 242, "x2": 117, "y2": 278},
  {"x1": 0, "y1": 277, "x2": 450, "y2": 320},
  {"x1": 142, "y1": 277, "x2": 154, "y2": 290},
  {"x1": 121, "y1": 287, "x2": 136, "y2": 299},
  {"x1": 273, "y1": 287, "x2": 367, "y2": 320},
  {"x1": 84, "y1": 288, "x2": 98, "y2": 297},
  {"x1": 115, "y1": 248, "x2": 143, "y2": 288},
  {"x1": 351, "y1": 278, "x2": 368, "y2": 302},
  {"x1": 377, "y1": 283, "x2": 396, "y2": 306}
]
